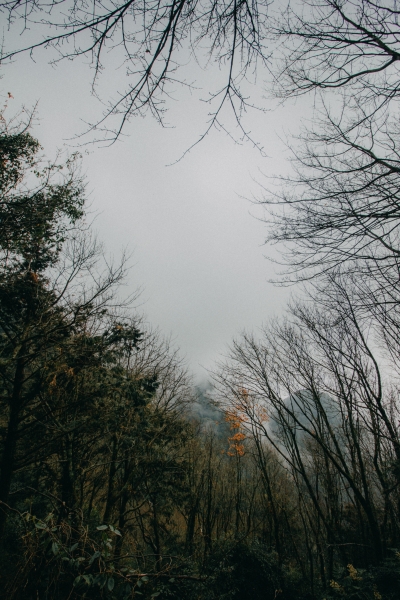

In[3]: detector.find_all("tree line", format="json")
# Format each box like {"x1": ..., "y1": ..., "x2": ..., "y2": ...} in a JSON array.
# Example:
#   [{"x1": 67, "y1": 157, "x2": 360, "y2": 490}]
[
  {"x1": 0, "y1": 112, "x2": 399, "y2": 599},
  {"x1": 1, "y1": 1, "x2": 400, "y2": 599}
]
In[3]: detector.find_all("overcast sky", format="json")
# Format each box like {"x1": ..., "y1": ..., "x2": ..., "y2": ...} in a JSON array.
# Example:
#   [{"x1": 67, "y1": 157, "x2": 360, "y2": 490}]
[{"x1": 1, "y1": 27, "x2": 311, "y2": 382}]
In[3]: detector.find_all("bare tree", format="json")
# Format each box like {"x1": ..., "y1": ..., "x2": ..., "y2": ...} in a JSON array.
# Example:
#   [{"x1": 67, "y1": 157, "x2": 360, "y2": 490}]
[
  {"x1": 2, "y1": 1, "x2": 400, "y2": 143},
  {"x1": 262, "y1": 101, "x2": 400, "y2": 283},
  {"x1": 214, "y1": 278, "x2": 400, "y2": 566},
  {"x1": 0, "y1": 0, "x2": 271, "y2": 146}
]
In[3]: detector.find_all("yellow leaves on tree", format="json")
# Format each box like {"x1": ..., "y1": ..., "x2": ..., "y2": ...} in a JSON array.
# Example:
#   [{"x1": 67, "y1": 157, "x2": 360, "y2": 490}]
[
  {"x1": 225, "y1": 409, "x2": 246, "y2": 457},
  {"x1": 233, "y1": 386, "x2": 269, "y2": 426},
  {"x1": 256, "y1": 405, "x2": 269, "y2": 424},
  {"x1": 48, "y1": 366, "x2": 75, "y2": 393},
  {"x1": 225, "y1": 410, "x2": 245, "y2": 429}
]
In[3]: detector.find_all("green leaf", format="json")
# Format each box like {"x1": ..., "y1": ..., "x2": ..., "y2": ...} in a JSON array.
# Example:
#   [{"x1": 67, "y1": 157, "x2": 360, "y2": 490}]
[
  {"x1": 70, "y1": 542, "x2": 79, "y2": 552},
  {"x1": 94, "y1": 573, "x2": 108, "y2": 588},
  {"x1": 89, "y1": 550, "x2": 101, "y2": 565},
  {"x1": 107, "y1": 577, "x2": 115, "y2": 591},
  {"x1": 51, "y1": 542, "x2": 59, "y2": 555},
  {"x1": 73, "y1": 576, "x2": 82, "y2": 587},
  {"x1": 97, "y1": 524, "x2": 108, "y2": 531},
  {"x1": 109, "y1": 524, "x2": 122, "y2": 536}
]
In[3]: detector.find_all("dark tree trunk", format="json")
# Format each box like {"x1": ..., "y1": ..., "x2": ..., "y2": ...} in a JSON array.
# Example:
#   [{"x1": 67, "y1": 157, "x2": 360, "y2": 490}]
[{"x1": 0, "y1": 355, "x2": 25, "y2": 540}]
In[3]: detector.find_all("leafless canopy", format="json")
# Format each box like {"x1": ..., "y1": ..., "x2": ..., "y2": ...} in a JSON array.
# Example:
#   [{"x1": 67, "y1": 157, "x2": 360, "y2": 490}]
[
  {"x1": 0, "y1": 0, "x2": 271, "y2": 145},
  {"x1": 261, "y1": 1, "x2": 400, "y2": 288},
  {"x1": 3, "y1": 1, "x2": 400, "y2": 144}
]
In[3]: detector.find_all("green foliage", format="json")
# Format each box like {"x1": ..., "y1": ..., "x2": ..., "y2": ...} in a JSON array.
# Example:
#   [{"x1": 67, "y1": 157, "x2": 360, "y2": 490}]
[
  {"x1": 322, "y1": 555, "x2": 400, "y2": 600},
  {"x1": 0, "y1": 131, "x2": 84, "y2": 271},
  {"x1": 3, "y1": 513, "x2": 130, "y2": 599},
  {"x1": 0, "y1": 131, "x2": 39, "y2": 192},
  {"x1": 202, "y1": 541, "x2": 282, "y2": 600}
]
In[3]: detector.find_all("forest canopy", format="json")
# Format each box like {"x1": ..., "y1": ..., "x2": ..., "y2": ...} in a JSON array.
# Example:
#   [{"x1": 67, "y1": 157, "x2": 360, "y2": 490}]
[
  {"x1": 0, "y1": 113, "x2": 399, "y2": 600},
  {"x1": 3, "y1": 0, "x2": 399, "y2": 146},
  {"x1": 1, "y1": 1, "x2": 400, "y2": 600}
]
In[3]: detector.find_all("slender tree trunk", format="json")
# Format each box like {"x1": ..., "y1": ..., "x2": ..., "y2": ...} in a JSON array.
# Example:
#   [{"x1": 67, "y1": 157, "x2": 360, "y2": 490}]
[
  {"x1": 114, "y1": 488, "x2": 129, "y2": 563},
  {"x1": 103, "y1": 435, "x2": 118, "y2": 524},
  {"x1": 151, "y1": 495, "x2": 162, "y2": 571},
  {"x1": 0, "y1": 355, "x2": 25, "y2": 540}
]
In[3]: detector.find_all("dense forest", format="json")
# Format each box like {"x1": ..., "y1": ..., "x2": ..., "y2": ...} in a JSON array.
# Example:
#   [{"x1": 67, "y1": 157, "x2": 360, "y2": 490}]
[{"x1": 1, "y1": 0, "x2": 400, "y2": 599}]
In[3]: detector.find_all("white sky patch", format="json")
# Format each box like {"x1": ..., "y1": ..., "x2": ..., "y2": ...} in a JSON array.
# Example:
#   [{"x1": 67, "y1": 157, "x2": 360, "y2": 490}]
[{"x1": 0, "y1": 42, "x2": 312, "y2": 381}]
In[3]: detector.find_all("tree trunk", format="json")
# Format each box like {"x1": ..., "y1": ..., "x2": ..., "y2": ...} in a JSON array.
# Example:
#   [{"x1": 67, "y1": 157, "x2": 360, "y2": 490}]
[{"x1": 0, "y1": 355, "x2": 25, "y2": 540}]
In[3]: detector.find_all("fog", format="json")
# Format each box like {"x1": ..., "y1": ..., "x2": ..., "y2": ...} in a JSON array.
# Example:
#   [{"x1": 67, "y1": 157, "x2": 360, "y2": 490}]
[{"x1": 0, "y1": 33, "x2": 310, "y2": 381}]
